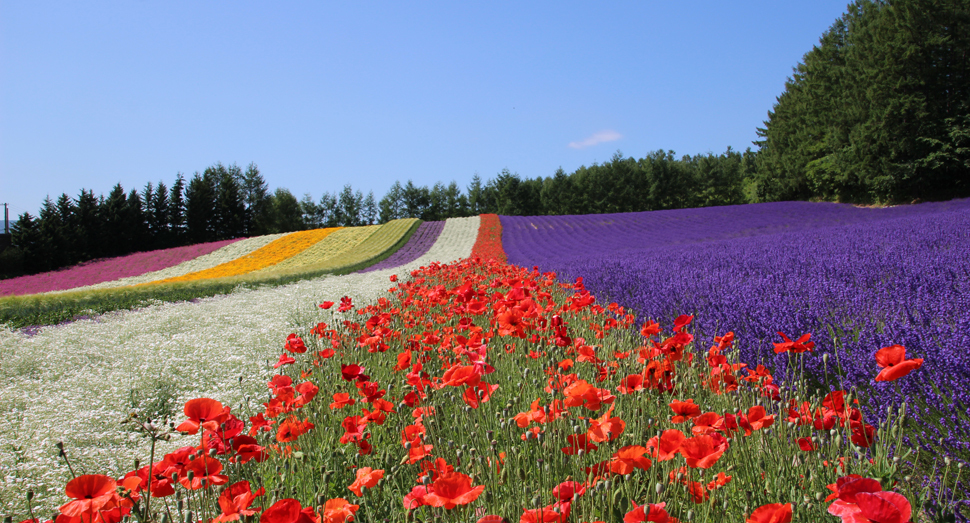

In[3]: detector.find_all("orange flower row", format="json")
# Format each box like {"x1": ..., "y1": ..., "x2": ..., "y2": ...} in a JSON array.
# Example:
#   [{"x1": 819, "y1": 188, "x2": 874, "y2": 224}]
[
  {"x1": 470, "y1": 214, "x2": 506, "y2": 263},
  {"x1": 149, "y1": 228, "x2": 339, "y2": 284}
]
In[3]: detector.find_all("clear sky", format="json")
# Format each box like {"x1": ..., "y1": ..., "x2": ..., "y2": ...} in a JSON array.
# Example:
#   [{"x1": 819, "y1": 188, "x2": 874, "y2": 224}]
[{"x1": 1, "y1": 1, "x2": 851, "y2": 219}]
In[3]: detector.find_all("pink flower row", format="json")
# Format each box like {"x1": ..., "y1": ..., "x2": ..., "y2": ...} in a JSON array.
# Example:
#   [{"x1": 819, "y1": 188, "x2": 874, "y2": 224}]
[{"x1": 0, "y1": 239, "x2": 243, "y2": 297}]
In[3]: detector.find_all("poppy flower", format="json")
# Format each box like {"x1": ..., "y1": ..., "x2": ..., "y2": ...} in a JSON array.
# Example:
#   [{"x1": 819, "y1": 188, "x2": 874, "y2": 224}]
[
  {"x1": 673, "y1": 314, "x2": 693, "y2": 331},
  {"x1": 284, "y1": 334, "x2": 307, "y2": 354},
  {"x1": 551, "y1": 480, "x2": 587, "y2": 502},
  {"x1": 873, "y1": 345, "x2": 923, "y2": 382},
  {"x1": 260, "y1": 499, "x2": 318, "y2": 523},
  {"x1": 338, "y1": 296, "x2": 353, "y2": 312},
  {"x1": 277, "y1": 416, "x2": 315, "y2": 443},
  {"x1": 403, "y1": 485, "x2": 431, "y2": 510},
  {"x1": 322, "y1": 498, "x2": 359, "y2": 523},
  {"x1": 623, "y1": 501, "x2": 669, "y2": 523},
  {"x1": 586, "y1": 406, "x2": 626, "y2": 442},
  {"x1": 746, "y1": 503, "x2": 792, "y2": 523},
  {"x1": 60, "y1": 475, "x2": 119, "y2": 520},
  {"x1": 562, "y1": 433, "x2": 598, "y2": 455},
  {"x1": 773, "y1": 332, "x2": 814, "y2": 354},
  {"x1": 679, "y1": 435, "x2": 727, "y2": 469},
  {"x1": 646, "y1": 429, "x2": 685, "y2": 461},
  {"x1": 422, "y1": 472, "x2": 485, "y2": 509},
  {"x1": 330, "y1": 393, "x2": 355, "y2": 410},
  {"x1": 348, "y1": 467, "x2": 384, "y2": 497},
  {"x1": 214, "y1": 481, "x2": 265, "y2": 523},
  {"x1": 274, "y1": 353, "x2": 296, "y2": 368},
  {"x1": 797, "y1": 437, "x2": 816, "y2": 452},
  {"x1": 176, "y1": 398, "x2": 227, "y2": 434},
  {"x1": 520, "y1": 501, "x2": 571, "y2": 523},
  {"x1": 609, "y1": 446, "x2": 652, "y2": 475},
  {"x1": 319, "y1": 301, "x2": 335, "y2": 309},
  {"x1": 477, "y1": 516, "x2": 510, "y2": 523},
  {"x1": 706, "y1": 472, "x2": 732, "y2": 491},
  {"x1": 179, "y1": 455, "x2": 229, "y2": 490},
  {"x1": 669, "y1": 399, "x2": 701, "y2": 424}
]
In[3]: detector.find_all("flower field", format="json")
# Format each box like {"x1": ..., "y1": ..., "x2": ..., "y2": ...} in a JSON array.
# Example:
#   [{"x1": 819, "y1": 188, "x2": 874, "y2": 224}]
[
  {"x1": 250, "y1": 227, "x2": 379, "y2": 275},
  {"x1": 0, "y1": 216, "x2": 479, "y2": 519},
  {"x1": 66, "y1": 234, "x2": 289, "y2": 293},
  {"x1": 1, "y1": 203, "x2": 965, "y2": 523},
  {"x1": 359, "y1": 221, "x2": 444, "y2": 273},
  {"x1": 0, "y1": 239, "x2": 243, "y2": 297}
]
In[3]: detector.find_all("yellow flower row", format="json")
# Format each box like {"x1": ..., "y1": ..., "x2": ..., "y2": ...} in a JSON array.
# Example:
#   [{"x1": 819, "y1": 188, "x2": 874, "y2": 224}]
[
  {"x1": 252, "y1": 225, "x2": 380, "y2": 275},
  {"x1": 149, "y1": 228, "x2": 340, "y2": 284}
]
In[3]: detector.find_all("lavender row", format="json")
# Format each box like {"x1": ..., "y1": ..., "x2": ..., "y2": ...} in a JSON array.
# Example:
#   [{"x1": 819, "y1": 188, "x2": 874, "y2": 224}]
[
  {"x1": 358, "y1": 220, "x2": 445, "y2": 273},
  {"x1": 0, "y1": 238, "x2": 243, "y2": 297},
  {"x1": 501, "y1": 200, "x2": 970, "y2": 462}
]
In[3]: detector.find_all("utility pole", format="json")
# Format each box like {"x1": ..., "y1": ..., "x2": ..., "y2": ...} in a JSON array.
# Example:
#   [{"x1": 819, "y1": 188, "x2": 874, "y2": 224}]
[{"x1": 2, "y1": 203, "x2": 7, "y2": 234}]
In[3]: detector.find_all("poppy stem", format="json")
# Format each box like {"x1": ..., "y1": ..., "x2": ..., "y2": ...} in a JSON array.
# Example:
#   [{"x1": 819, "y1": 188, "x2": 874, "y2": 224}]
[{"x1": 55, "y1": 441, "x2": 77, "y2": 480}]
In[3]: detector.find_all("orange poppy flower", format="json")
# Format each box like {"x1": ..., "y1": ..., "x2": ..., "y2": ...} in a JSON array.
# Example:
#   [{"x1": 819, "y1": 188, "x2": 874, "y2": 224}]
[
  {"x1": 322, "y1": 498, "x2": 359, "y2": 523},
  {"x1": 348, "y1": 467, "x2": 384, "y2": 497},
  {"x1": 609, "y1": 446, "x2": 652, "y2": 475}
]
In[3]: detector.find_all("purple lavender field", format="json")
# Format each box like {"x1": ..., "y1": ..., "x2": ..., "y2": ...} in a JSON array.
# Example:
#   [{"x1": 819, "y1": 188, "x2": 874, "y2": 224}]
[
  {"x1": 0, "y1": 238, "x2": 242, "y2": 296},
  {"x1": 359, "y1": 220, "x2": 444, "y2": 273},
  {"x1": 502, "y1": 200, "x2": 970, "y2": 484}
]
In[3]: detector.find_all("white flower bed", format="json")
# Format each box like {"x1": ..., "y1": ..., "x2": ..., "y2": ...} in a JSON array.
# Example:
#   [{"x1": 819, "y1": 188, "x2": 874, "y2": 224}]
[
  {"x1": 53, "y1": 233, "x2": 288, "y2": 294},
  {"x1": 0, "y1": 216, "x2": 478, "y2": 517}
]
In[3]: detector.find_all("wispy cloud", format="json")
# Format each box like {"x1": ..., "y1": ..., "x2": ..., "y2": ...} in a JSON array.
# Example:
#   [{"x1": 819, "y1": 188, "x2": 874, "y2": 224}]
[{"x1": 568, "y1": 129, "x2": 622, "y2": 149}]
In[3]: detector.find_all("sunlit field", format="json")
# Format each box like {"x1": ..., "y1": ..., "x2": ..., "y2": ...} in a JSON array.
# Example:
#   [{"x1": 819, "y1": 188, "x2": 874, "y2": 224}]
[{"x1": 1, "y1": 207, "x2": 966, "y2": 523}]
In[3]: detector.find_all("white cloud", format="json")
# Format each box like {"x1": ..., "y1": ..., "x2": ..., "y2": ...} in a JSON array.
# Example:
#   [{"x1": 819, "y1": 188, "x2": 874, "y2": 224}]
[{"x1": 568, "y1": 129, "x2": 622, "y2": 149}]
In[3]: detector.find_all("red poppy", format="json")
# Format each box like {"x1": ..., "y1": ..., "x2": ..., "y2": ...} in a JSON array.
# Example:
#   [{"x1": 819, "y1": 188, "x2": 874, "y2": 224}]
[
  {"x1": 330, "y1": 393, "x2": 355, "y2": 410},
  {"x1": 179, "y1": 455, "x2": 229, "y2": 490},
  {"x1": 60, "y1": 475, "x2": 119, "y2": 520},
  {"x1": 679, "y1": 434, "x2": 727, "y2": 469},
  {"x1": 561, "y1": 433, "x2": 598, "y2": 455},
  {"x1": 797, "y1": 437, "x2": 816, "y2": 451},
  {"x1": 609, "y1": 446, "x2": 652, "y2": 475},
  {"x1": 176, "y1": 398, "x2": 227, "y2": 434},
  {"x1": 623, "y1": 501, "x2": 669, "y2": 523},
  {"x1": 646, "y1": 429, "x2": 685, "y2": 461},
  {"x1": 673, "y1": 314, "x2": 693, "y2": 331},
  {"x1": 477, "y1": 516, "x2": 510, "y2": 523},
  {"x1": 348, "y1": 467, "x2": 384, "y2": 496},
  {"x1": 551, "y1": 480, "x2": 587, "y2": 502},
  {"x1": 520, "y1": 502, "x2": 571, "y2": 523},
  {"x1": 403, "y1": 485, "x2": 431, "y2": 510},
  {"x1": 277, "y1": 416, "x2": 315, "y2": 443},
  {"x1": 873, "y1": 345, "x2": 923, "y2": 382},
  {"x1": 319, "y1": 301, "x2": 335, "y2": 309},
  {"x1": 586, "y1": 406, "x2": 625, "y2": 442},
  {"x1": 706, "y1": 472, "x2": 732, "y2": 491},
  {"x1": 284, "y1": 334, "x2": 307, "y2": 354},
  {"x1": 274, "y1": 353, "x2": 296, "y2": 368},
  {"x1": 669, "y1": 399, "x2": 701, "y2": 424},
  {"x1": 214, "y1": 481, "x2": 265, "y2": 522},
  {"x1": 322, "y1": 498, "x2": 359, "y2": 523},
  {"x1": 338, "y1": 296, "x2": 353, "y2": 312},
  {"x1": 422, "y1": 472, "x2": 485, "y2": 509},
  {"x1": 746, "y1": 503, "x2": 792, "y2": 523},
  {"x1": 260, "y1": 499, "x2": 318, "y2": 523},
  {"x1": 773, "y1": 332, "x2": 814, "y2": 354}
]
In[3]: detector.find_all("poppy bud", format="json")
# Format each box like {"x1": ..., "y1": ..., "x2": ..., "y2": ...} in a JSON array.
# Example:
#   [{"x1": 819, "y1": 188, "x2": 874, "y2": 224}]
[
  {"x1": 185, "y1": 511, "x2": 193, "y2": 523},
  {"x1": 209, "y1": 448, "x2": 217, "y2": 456},
  {"x1": 187, "y1": 470, "x2": 195, "y2": 481},
  {"x1": 686, "y1": 510, "x2": 694, "y2": 520},
  {"x1": 26, "y1": 490, "x2": 33, "y2": 501},
  {"x1": 655, "y1": 482, "x2": 664, "y2": 495}
]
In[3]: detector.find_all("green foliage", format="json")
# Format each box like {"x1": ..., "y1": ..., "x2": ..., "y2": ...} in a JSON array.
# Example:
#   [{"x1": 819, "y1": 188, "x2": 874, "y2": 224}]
[{"x1": 757, "y1": 0, "x2": 970, "y2": 203}]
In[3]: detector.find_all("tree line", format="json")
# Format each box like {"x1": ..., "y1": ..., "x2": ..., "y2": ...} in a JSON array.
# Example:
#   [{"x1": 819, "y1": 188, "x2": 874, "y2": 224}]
[{"x1": 754, "y1": 0, "x2": 970, "y2": 203}]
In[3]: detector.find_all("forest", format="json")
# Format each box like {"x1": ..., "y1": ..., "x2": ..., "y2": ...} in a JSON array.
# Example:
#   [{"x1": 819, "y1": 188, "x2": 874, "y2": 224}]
[{"x1": 2, "y1": 0, "x2": 968, "y2": 278}]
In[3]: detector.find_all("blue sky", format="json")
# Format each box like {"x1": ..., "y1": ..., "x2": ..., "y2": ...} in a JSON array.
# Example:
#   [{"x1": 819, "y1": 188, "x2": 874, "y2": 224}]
[{"x1": 1, "y1": 1, "x2": 851, "y2": 218}]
